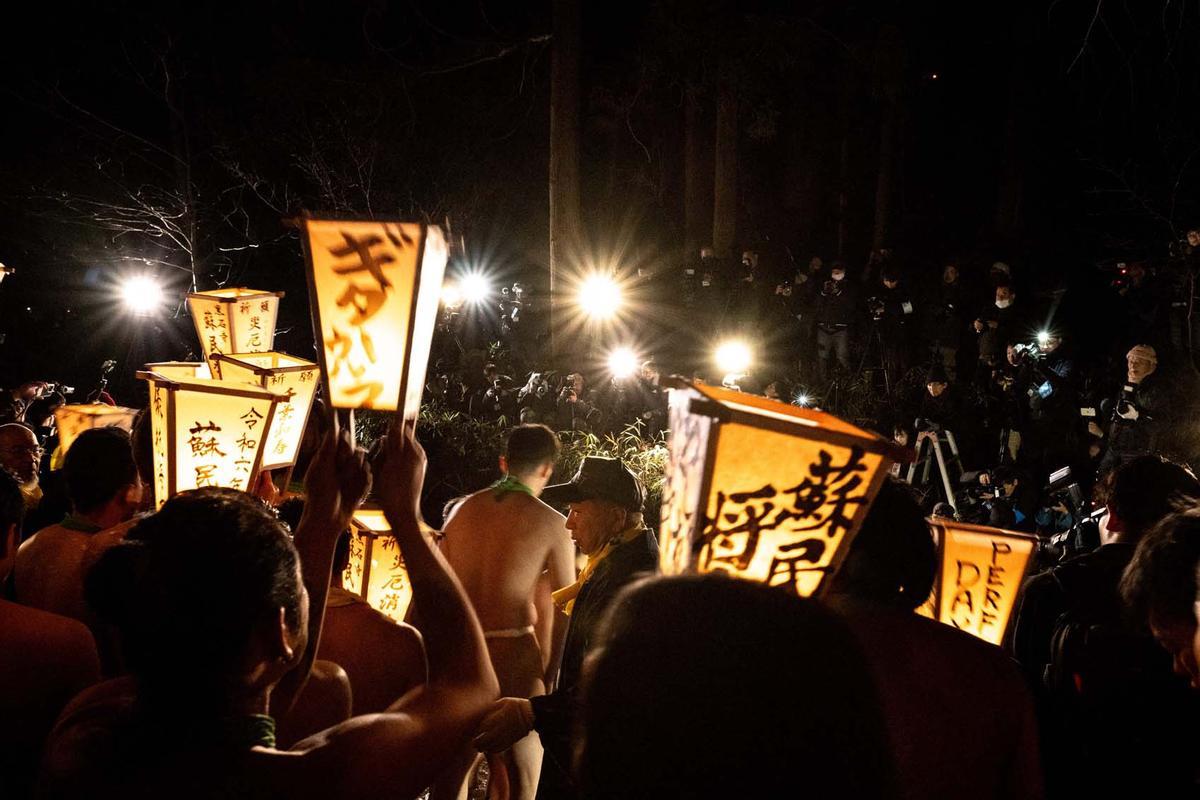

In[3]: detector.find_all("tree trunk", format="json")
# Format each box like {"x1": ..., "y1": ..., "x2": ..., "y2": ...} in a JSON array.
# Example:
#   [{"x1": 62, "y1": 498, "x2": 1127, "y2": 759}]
[
  {"x1": 872, "y1": 25, "x2": 904, "y2": 251},
  {"x1": 712, "y1": 65, "x2": 738, "y2": 258},
  {"x1": 684, "y1": 85, "x2": 710, "y2": 260},
  {"x1": 549, "y1": 0, "x2": 582, "y2": 359}
]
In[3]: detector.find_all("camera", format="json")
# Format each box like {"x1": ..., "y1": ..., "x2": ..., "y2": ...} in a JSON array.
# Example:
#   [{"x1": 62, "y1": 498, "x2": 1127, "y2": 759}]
[
  {"x1": 45, "y1": 382, "x2": 75, "y2": 396},
  {"x1": 1010, "y1": 342, "x2": 1043, "y2": 365},
  {"x1": 866, "y1": 296, "x2": 886, "y2": 321},
  {"x1": 913, "y1": 417, "x2": 942, "y2": 434}
]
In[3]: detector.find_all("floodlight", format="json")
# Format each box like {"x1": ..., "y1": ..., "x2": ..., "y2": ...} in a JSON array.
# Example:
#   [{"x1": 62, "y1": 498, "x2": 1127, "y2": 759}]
[
  {"x1": 578, "y1": 274, "x2": 622, "y2": 320},
  {"x1": 121, "y1": 275, "x2": 164, "y2": 316},
  {"x1": 460, "y1": 273, "x2": 491, "y2": 305},
  {"x1": 714, "y1": 340, "x2": 752, "y2": 376},
  {"x1": 1036, "y1": 330, "x2": 1050, "y2": 346},
  {"x1": 796, "y1": 393, "x2": 811, "y2": 407},
  {"x1": 607, "y1": 347, "x2": 639, "y2": 380}
]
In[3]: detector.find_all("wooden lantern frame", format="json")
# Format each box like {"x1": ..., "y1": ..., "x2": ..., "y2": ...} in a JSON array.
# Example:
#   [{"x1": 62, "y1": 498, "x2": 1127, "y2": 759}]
[
  {"x1": 659, "y1": 377, "x2": 912, "y2": 597},
  {"x1": 210, "y1": 352, "x2": 320, "y2": 471}
]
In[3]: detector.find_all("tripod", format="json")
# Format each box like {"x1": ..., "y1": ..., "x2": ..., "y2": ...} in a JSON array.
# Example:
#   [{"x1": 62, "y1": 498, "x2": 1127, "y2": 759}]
[
  {"x1": 906, "y1": 429, "x2": 964, "y2": 512},
  {"x1": 857, "y1": 319, "x2": 892, "y2": 396}
]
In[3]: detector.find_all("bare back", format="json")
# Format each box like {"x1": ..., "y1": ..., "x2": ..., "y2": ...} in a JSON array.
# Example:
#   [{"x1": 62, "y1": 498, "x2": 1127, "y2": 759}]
[{"x1": 440, "y1": 489, "x2": 573, "y2": 632}]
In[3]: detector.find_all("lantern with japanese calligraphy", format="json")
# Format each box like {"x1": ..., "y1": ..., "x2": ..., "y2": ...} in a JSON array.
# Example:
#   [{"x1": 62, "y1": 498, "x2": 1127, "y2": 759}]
[
  {"x1": 144, "y1": 361, "x2": 212, "y2": 381},
  {"x1": 53, "y1": 403, "x2": 139, "y2": 457},
  {"x1": 341, "y1": 508, "x2": 413, "y2": 623},
  {"x1": 659, "y1": 379, "x2": 908, "y2": 597},
  {"x1": 301, "y1": 219, "x2": 448, "y2": 418},
  {"x1": 210, "y1": 352, "x2": 320, "y2": 471},
  {"x1": 186, "y1": 288, "x2": 283, "y2": 368},
  {"x1": 923, "y1": 518, "x2": 1037, "y2": 646},
  {"x1": 137, "y1": 371, "x2": 289, "y2": 509}
]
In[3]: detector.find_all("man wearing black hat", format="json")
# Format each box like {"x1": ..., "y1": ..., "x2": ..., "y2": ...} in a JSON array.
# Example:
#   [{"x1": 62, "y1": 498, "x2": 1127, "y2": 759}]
[{"x1": 473, "y1": 456, "x2": 659, "y2": 798}]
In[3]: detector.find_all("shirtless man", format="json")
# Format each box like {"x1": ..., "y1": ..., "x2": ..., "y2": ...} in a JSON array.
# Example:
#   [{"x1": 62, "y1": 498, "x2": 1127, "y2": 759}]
[{"x1": 433, "y1": 424, "x2": 576, "y2": 800}]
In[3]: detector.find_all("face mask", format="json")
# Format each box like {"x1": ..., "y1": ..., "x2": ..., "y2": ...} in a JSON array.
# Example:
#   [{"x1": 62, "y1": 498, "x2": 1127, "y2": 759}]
[
  {"x1": 831, "y1": 272, "x2": 845, "y2": 282},
  {"x1": 995, "y1": 298, "x2": 1013, "y2": 309}
]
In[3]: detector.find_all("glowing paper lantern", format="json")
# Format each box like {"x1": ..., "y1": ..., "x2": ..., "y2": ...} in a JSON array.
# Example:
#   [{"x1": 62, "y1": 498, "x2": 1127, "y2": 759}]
[
  {"x1": 144, "y1": 361, "x2": 212, "y2": 381},
  {"x1": 137, "y1": 371, "x2": 289, "y2": 509},
  {"x1": 659, "y1": 379, "x2": 907, "y2": 597},
  {"x1": 301, "y1": 219, "x2": 448, "y2": 416},
  {"x1": 924, "y1": 518, "x2": 1037, "y2": 646},
  {"x1": 54, "y1": 404, "x2": 139, "y2": 456},
  {"x1": 186, "y1": 288, "x2": 283, "y2": 368},
  {"x1": 342, "y1": 508, "x2": 412, "y2": 623},
  {"x1": 210, "y1": 352, "x2": 320, "y2": 471}
]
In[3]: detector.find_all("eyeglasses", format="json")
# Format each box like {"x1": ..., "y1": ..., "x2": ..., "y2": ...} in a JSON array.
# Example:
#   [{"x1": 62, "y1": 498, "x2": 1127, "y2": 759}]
[{"x1": 0, "y1": 445, "x2": 44, "y2": 459}]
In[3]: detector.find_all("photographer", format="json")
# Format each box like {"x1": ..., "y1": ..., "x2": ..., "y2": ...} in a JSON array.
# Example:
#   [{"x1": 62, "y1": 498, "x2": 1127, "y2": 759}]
[
  {"x1": 867, "y1": 268, "x2": 917, "y2": 386},
  {"x1": 972, "y1": 283, "x2": 1024, "y2": 387},
  {"x1": 469, "y1": 372, "x2": 518, "y2": 423},
  {"x1": 554, "y1": 372, "x2": 602, "y2": 433},
  {"x1": 920, "y1": 264, "x2": 968, "y2": 381},
  {"x1": 813, "y1": 263, "x2": 858, "y2": 379},
  {"x1": 517, "y1": 371, "x2": 558, "y2": 425},
  {"x1": 1009, "y1": 333, "x2": 1084, "y2": 482},
  {"x1": 1096, "y1": 345, "x2": 1171, "y2": 473},
  {"x1": 0, "y1": 381, "x2": 54, "y2": 425}
]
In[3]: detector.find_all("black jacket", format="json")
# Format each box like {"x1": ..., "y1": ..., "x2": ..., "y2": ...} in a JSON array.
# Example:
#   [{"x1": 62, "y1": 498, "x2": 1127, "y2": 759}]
[{"x1": 530, "y1": 529, "x2": 659, "y2": 799}]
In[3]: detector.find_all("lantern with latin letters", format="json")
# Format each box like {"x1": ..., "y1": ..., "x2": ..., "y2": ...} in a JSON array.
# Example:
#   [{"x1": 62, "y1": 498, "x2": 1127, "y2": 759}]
[
  {"x1": 659, "y1": 379, "x2": 908, "y2": 597},
  {"x1": 917, "y1": 517, "x2": 1037, "y2": 646}
]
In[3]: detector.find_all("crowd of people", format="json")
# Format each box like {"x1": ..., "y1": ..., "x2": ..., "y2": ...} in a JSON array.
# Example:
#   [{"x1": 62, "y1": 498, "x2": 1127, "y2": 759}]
[{"x1": 2, "y1": 233, "x2": 1200, "y2": 797}]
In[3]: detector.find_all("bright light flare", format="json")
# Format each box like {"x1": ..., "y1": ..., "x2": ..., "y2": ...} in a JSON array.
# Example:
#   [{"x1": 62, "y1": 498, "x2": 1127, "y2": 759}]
[
  {"x1": 714, "y1": 340, "x2": 752, "y2": 376},
  {"x1": 607, "y1": 347, "x2": 639, "y2": 380},
  {"x1": 578, "y1": 274, "x2": 622, "y2": 320},
  {"x1": 121, "y1": 276, "x2": 164, "y2": 316},
  {"x1": 796, "y1": 393, "x2": 811, "y2": 407},
  {"x1": 1036, "y1": 330, "x2": 1051, "y2": 346},
  {"x1": 441, "y1": 283, "x2": 463, "y2": 308},
  {"x1": 460, "y1": 273, "x2": 491, "y2": 305}
]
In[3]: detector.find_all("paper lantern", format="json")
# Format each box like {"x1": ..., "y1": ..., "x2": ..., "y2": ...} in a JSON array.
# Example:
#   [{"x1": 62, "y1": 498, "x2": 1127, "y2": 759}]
[
  {"x1": 54, "y1": 403, "x2": 139, "y2": 456},
  {"x1": 137, "y1": 371, "x2": 289, "y2": 509},
  {"x1": 923, "y1": 518, "x2": 1037, "y2": 646},
  {"x1": 342, "y1": 508, "x2": 412, "y2": 623},
  {"x1": 659, "y1": 379, "x2": 907, "y2": 597},
  {"x1": 144, "y1": 361, "x2": 212, "y2": 381},
  {"x1": 301, "y1": 219, "x2": 448, "y2": 416},
  {"x1": 210, "y1": 352, "x2": 320, "y2": 471},
  {"x1": 186, "y1": 288, "x2": 283, "y2": 368}
]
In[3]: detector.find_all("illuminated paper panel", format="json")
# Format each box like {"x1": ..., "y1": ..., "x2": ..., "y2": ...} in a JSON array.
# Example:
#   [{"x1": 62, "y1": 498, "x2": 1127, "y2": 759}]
[
  {"x1": 144, "y1": 361, "x2": 212, "y2": 381},
  {"x1": 139, "y1": 372, "x2": 287, "y2": 509},
  {"x1": 343, "y1": 509, "x2": 413, "y2": 623},
  {"x1": 54, "y1": 404, "x2": 139, "y2": 456},
  {"x1": 930, "y1": 520, "x2": 1036, "y2": 646},
  {"x1": 302, "y1": 220, "x2": 448, "y2": 415},
  {"x1": 659, "y1": 381, "x2": 902, "y2": 597},
  {"x1": 212, "y1": 352, "x2": 320, "y2": 470},
  {"x1": 186, "y1": 288, "x2": 283, "y2": 367}
]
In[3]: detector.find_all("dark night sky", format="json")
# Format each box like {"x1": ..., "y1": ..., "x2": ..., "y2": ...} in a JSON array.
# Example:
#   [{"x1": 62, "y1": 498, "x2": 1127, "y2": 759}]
[{"x1": 1, "y1": 1, "x2": 1198, "y2": 395}]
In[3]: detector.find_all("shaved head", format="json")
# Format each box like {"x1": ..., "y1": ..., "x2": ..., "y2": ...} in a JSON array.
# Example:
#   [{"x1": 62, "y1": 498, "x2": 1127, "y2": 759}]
[{"x1": 0, "y1": 423, "x2": 40, "y2": 483}]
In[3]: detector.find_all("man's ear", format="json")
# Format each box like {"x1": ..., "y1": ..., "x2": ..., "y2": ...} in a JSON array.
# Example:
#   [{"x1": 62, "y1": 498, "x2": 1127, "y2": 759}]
[
  {"x1": 1105, "y1": 504, "x2": 1125, "y2": 533},
  {"x1": 275, "y1": 606, "x2": 297, "y2": 664},
  {"x1": 499, "y1": 455, "x2": 509, "y2": 474},
  {"x1": 539, "y1": 462, "x2": 554, "y2": 480}
]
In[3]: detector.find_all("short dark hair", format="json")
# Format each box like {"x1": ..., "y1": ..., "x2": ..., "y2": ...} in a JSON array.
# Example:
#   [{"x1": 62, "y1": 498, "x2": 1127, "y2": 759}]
[
  {"x1": 829, "y1": 477, "x2": 936, "y2": 611},
  {"x1": 0, "y1": 467, "x2": 24, "y2": 533},
  {"x1": 1108, "y1": 456, "x2": 1200, "y2": 541},
  {"x1": 87, "y1": 487, "x2": 301, "y2": 711},
  {"x1": 64, "y1": 427, "x2": 139, "y2": 514},
  {"x1": 1122, "y1": 508, "x2": 1200, "y2": 628},
  {"x1": 505, "y1": 424, "x2": 559, "y2": 475}
]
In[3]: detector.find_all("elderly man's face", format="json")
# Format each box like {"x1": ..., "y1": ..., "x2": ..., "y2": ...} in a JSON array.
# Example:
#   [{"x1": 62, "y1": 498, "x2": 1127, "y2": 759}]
[
  {"x1": 1127, "y1": 351, "x2": 1157, "y2": 383},
  {"x1": 0, "y1": 425, "x2": 40, "y2": 483}
]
